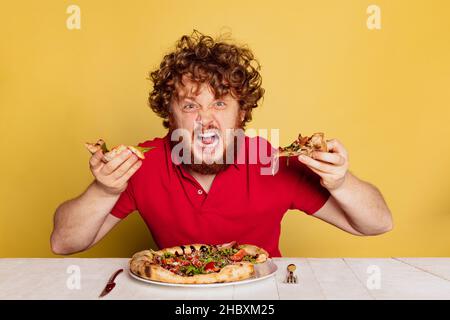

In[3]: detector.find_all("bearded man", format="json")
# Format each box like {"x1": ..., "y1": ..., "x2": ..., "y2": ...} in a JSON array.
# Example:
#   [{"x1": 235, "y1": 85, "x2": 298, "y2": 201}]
[{"x1": 51, "y1": 31, "x2": 392, "y2": 257}]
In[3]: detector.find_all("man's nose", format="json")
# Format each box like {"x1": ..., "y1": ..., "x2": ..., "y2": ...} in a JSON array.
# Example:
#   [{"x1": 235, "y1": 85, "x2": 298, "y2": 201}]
[{"x1": 196, "y1": 108, "x2": 215, "y2": 127}]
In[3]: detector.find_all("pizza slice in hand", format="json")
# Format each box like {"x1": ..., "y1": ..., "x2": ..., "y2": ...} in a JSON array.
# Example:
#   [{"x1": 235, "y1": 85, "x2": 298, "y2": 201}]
[
  {"x1": 278, "y1": 132, "x2": 328, "y2": 158},
  {"x1": 85, "y1": 139, "x2": 154, "y2": 163},
  {"x1": 271, "y1": 132, "x2": 328, "y2": 174}
]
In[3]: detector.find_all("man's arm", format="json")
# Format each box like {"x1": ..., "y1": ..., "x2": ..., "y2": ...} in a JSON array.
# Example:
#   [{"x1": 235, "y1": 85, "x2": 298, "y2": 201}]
[
  {"x1": 298, "y1": 139, "x2": 393, "y2": 236},
  {"x1": 51, "y1": 182, "x2": 122, "y2": 255},
  {"x1": 50, "y1": 148, "x2": 142, "y2": 255},
  {"x1": 313, "y1": 172, "x2": 392, "y2": 235}
]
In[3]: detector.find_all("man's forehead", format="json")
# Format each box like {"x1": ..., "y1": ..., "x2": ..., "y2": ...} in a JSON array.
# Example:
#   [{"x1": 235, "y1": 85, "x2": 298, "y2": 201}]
[
  {"x1": 172, "y1": 73, "x2": 236, "y2": 104},
  {"x1": 174, "y1": 81, "x2": 220, "y2": 102},
  {"x1": 177, "y1": 78, "x2": 210, "y2": 94}
]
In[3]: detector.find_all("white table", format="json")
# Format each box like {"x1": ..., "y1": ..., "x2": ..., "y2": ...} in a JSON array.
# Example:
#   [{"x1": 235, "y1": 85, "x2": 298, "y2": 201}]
[{"x1": 0, "y1": 258, "x2": 449, "y2": 300}]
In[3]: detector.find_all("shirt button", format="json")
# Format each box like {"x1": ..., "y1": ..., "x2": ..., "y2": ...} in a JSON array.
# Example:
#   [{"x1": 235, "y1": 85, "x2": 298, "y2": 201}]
[{"x1": 197, "y1": 189, "x2": 203, "y2": 195}]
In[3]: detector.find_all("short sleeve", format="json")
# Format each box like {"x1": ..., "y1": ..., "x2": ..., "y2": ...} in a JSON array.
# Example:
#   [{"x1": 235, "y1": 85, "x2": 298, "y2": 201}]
[
  {"x1": 110, "y1": 180, "x2": 137, "y2": 219},
  {"x1": 289, "y1": 162, "x2": 331, "y2": 215}
]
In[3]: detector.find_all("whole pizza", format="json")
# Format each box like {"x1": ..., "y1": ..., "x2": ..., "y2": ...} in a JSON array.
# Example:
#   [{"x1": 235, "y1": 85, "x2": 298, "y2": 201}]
[{"x1": 129, "y1": 241, "x2": 269, "y2": 284}]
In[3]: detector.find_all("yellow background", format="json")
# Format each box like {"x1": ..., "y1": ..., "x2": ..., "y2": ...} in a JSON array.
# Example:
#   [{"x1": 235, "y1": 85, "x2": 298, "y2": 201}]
[{"x1": 1, "y1": 0, "x2": 449, "y2": 258}]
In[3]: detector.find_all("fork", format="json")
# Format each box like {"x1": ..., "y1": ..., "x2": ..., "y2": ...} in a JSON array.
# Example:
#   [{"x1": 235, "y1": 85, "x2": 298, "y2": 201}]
[{"x1": 286, "y1": 263, "x2": 298, "y2": 284}]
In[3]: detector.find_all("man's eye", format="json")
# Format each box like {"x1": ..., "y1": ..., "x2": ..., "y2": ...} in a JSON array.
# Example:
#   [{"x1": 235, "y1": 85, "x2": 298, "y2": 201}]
[
  {"x1": 214, "y1": 101, "x2": 226, "y2": 108},
  {"x1": 183, "y1": 104, "x2": 197, "y2": 111}
]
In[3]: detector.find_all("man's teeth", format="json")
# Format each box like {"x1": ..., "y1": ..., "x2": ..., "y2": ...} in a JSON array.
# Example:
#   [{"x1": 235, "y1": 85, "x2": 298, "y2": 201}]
[
  {"x1": 197, "y1": 132, "x2": 219, "y2": 146},
  {"x1": 199, "y1": 132, "x2": 216, "y2": 138}
]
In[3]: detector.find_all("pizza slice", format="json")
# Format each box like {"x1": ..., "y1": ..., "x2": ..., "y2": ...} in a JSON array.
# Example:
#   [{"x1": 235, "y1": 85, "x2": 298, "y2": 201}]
[
  {"x1": 277, "y1": 132, "x2": 328, "y2": 158},
  {"x1": 85, "y1": 139, "x2": 154, "y2": 163},
  {"x1": 270, "y1": 132, "x2": 328, "y2": 174},
  {"x1": 129, "y1": 241, "x2": 269, "y2": 284}
]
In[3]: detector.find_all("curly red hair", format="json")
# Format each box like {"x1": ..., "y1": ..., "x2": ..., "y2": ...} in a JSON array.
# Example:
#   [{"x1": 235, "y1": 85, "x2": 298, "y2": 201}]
[{"x1": 148, "y1": 30, "x2": 265, "y2": 128}]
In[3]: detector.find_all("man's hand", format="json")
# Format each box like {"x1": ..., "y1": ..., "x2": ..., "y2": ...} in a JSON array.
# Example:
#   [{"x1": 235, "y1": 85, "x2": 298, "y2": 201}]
[
  {"x1": 297, "y1": 138, "x2": 393, "y2": 235},
  {"x1": 90, "y1": 148, "x2": 142, "y2": 195},
  {"x1": 50, "y1": 149, "x2": 137, "y2": 255},
  {"x1": 298, "y1": 139, "x2": 349, "y2": 191}
]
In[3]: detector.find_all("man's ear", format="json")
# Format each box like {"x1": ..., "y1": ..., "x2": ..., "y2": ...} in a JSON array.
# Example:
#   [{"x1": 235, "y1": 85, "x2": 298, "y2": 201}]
[
  {"x1": 239, "y1": 110, "x2": 246, "y2": 123},
  {"x1": 167, "y1": 100, "x2": 177, "y2": 125},
  {"x1": 167, "y1": 111, "x2": 175, "y2": 127}
]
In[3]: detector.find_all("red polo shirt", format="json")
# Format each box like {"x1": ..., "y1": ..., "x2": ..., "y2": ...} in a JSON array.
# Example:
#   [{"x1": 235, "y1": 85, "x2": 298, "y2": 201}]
[{"x1": 110, "y1": 133, "x2": 330, "y2": 257}]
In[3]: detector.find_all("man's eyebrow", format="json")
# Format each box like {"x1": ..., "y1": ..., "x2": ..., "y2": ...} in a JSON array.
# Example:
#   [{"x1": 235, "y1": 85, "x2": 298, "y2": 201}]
[
  {"x1": 180, "y1": 96, "x2": 227, "y2": 104},
  {"x1": 182, "y1": 96, "x2": 197, "y2": 102}
]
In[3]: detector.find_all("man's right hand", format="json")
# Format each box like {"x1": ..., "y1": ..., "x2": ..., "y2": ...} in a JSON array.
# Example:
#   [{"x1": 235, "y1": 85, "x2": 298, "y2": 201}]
[{"x1": 89, "y1": 148, "x2": 142, "y2": 195}]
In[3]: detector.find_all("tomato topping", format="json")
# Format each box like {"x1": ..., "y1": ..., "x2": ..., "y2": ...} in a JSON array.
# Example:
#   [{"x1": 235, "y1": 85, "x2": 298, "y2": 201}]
[
  {"x1": 169, "y1": 265, "x2": 180, "y2": 274},
  {"x1": 204, "y1": 262, "x2": 220, "y2": 273},
  {"x1": 230, "y1": 249, "x2": 247, "y2": 262},
  {"x1": 176, "y1": 258, "x2": 190, "y2": 266},
  {"x1": 204, "y1": 262, "x2": 215, "y2": 271},
  {"x1": 192, "y1": 258, "x2": 203, "y2": 268},
  {"x1": 162, "y1": 258, "x2": 174, "y2": 265}
]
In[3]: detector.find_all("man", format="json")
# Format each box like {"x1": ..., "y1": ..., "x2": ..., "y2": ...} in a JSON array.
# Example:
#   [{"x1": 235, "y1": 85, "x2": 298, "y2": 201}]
[{"x1": 51, "y1": 31, "x2": 392, "y2": 257}]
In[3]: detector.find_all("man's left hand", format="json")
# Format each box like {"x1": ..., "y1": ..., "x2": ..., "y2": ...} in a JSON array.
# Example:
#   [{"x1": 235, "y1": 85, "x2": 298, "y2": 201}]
[{"x1": 298, "y1": 139, "x2": 349, "y2": 191}]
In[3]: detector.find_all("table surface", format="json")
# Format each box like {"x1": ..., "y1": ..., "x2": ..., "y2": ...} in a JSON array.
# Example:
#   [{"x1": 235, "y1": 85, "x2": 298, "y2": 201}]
[{"x1": 1, "y1": 258, "x2": 449, "y2": 300}]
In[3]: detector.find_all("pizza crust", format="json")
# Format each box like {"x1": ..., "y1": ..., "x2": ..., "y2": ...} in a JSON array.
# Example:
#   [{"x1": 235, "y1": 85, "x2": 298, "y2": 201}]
[{"x1": 239, "y1": 244, "x2": 269, "y2": 263}]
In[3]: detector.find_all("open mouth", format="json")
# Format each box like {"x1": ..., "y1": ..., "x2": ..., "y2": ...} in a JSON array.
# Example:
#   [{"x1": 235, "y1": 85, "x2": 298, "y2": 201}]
[{"x1": 195, "y1": 131, "x2": 220, "y2": 149}]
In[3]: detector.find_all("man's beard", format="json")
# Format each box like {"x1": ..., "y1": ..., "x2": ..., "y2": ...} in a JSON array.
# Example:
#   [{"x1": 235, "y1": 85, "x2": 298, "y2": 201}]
[{"x1": 169, "y1": 118, "x2": 244, "y2": 175}]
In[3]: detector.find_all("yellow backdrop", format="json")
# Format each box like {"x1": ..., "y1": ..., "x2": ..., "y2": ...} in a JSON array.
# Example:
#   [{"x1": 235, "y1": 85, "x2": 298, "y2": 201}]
[{"x1": 1, "y1": 0, "x2": 449, "y2": 258}]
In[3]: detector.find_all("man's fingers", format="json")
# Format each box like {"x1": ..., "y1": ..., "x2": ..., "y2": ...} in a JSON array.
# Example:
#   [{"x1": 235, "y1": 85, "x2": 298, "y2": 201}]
[
  {"x1": 298, "y1": 155, "x2": 334, "y2": 173},
  {"x1": 326, "y1": 139, "x2": 347, "y2": 157},
  {"x1": 111, "y1": 155, "x2": 140, "y2": 179},
  {"x1": 306, "y1": 165, "x2": 332, "y2": 179},
  {"x1": 89, "y1": 149, "x2": 104, "y2": 170},
  {"x1": 312, "y1": 151, "x2": 345, "y2": 166},
  {"x1": 115, "y1": 160, "x2": 142, "y2": 185},
  {"x1": 101, "y1": 149, "x2": 133, "y2": 175}
]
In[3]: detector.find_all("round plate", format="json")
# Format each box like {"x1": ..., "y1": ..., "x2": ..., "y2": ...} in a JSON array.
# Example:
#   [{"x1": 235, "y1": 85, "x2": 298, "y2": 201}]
[{"x1": 129, "y1": 259, "x2": 278, "y2": 288}]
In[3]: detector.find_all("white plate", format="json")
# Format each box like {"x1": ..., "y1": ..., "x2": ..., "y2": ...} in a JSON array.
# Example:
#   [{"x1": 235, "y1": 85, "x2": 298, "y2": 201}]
[{"x1": 129, "y1": 259, "x2": 278, "y2": 288}]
